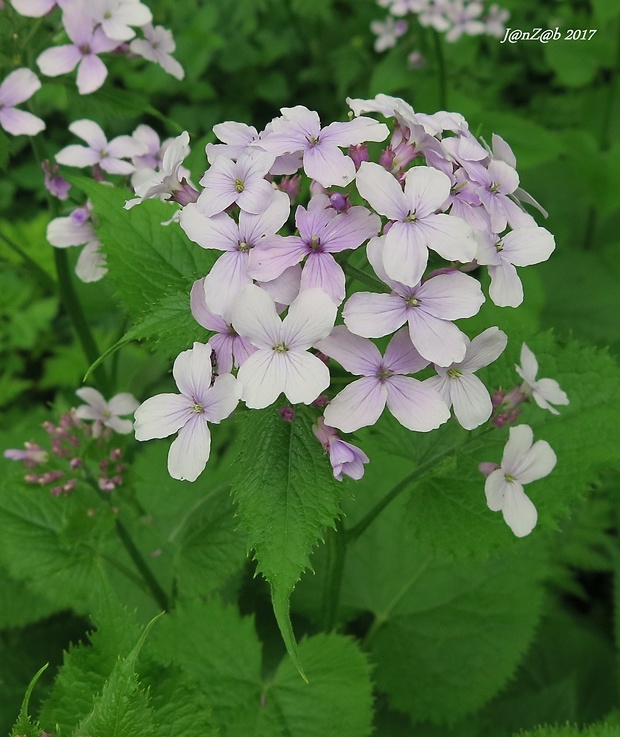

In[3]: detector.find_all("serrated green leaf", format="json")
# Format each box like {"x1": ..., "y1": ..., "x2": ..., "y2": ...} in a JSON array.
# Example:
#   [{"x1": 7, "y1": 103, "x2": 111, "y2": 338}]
[
  {"x1": 151, "y1": 598, "x2": 373, "y2": 737},
  {"x1": 0, "y1": 563, "x2": 60, "y2": 629},
  {"x1": 515, "y1": 724, "x2": 620, "y2": 737},
  {"x1": 70, "y1": 615, "x2": 161, "y2": 737},
  {"x1": 10, "y1": 663, "x2": 48, "y2": 737},
  {"x1": 231, "y1": 407, "x2": 345, "y2": 673}
]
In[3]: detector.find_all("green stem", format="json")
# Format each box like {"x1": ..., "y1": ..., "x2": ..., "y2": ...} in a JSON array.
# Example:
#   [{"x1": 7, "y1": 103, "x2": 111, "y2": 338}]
[
  {"x1": 345, "y1": 437, "x2": 470, "y2": 545},
  {"x1": 0, "y1": 229, "x2": 56, "y2": 291},
  {"x1": 346, "y1": 264, "x2": 388, "y2": 293},
  {"x1": 432, "y1": 30, "x2": 447, "y2": 109},
  {"x1": 320, "y1": 517, "x2": 346, "y2": 632}
]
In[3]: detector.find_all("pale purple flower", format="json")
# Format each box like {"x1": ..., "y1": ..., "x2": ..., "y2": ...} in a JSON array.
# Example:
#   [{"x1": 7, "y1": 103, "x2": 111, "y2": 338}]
[
  {"x1": 36, "y1": 9, "x2": 120, "y2": 94},
  {"x1": 75, "y1": 240, "x2": 107, "y2": 282},
  {"x1": 248, "y1": 193, "x2": 380, "y2": 305},
  {"x1": 75, "y1": 387, "x2": 139, "y2": 436},
  {"x1": 484, "y1": 4, "x2": 510, "y2": 38},
  {"x1": 180, "y1": 190, "x2": 290, "y2": 317},
  {"x1": 256, "y1": 265, "x2": 302, "y2": 311},
  {"x1": 46, "y1": 204, "x2": 107, "y2": 282},
  {"x1": 190, "y1": 278, "x2": 257, "y2": 373},
  {"x1": 231, "y1": 286, "x2": 337, "y2": 409},
  {"x1": 481, "y1": 424, "x2": 556, "y2": 537},
  {"x1": 407, "y1": 51, "x2": 426, "y2": 69},
  {"x1": 90, "y1": 0, "x2": 152, "y2": 41},
  {"x1": 371, "y1": 17, "x2": 408, "y2": 52},
  {"x1": 516, "y1": 343, "x2": 569, "y2": 415},
  {"x1": 313, "y1": 417, "x2": 370, "y2": 481},
  {"x1": 129, "y1": 23, "x2": 184, "y2": 79},
  {"x1": 316, "y1": 326, "x2": 450, "y2": 433},
  {"x1": 258, "y1": 105, "x2": 389, "y2": 188},
  {"x1": 125, "y1": 131, "x2": 192, "y2": 208},
  {"x1": 444, "y1": 0, "x2": 485, "y2": 42},
  {"x1": 196, "y1": 149, "x2": 276, "y2": 217},
  {"x1": 56, "y1": 119, "x2": 146, "y2": 174},
  {"x1": 476, "y1": 226, "x2": 555, "y2": 307},
  {"x1": 343, "y1": 237, "x2": 484, "y2": 366},
  {"x1": 206, "y1": 122, "x2": 260, "y2": 164},
  {"x1": 425, "y1": 326, "x2": 507, "y2": 429},
  {"x1": 134, "y1": 342, "x2": 242, "y2": 481},
  {"x1": 469, "y1": 160, "x2": 535, "y2": 233},
  {"x1": 4, "y1": 442, "x2": 49, "y2": 466},
  {"x1": 0, "y1": 68, "x2": 45, "y2": 136},
  {"x1": 356, "y1": 162, "x2": 477, "y2": 286},
  {"x1": 10, "y1": 0, "x2": 59, "y2": 16},
  {"x1": 42, "y1": 160, "x2": 71, "y2": 199}
]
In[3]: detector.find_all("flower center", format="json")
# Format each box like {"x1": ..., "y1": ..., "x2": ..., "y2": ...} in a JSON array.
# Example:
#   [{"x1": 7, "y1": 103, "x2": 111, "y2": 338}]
[
  {"x1": 79, "y1": 43, "x2": 91, "y2": 55},
  {"x1": 273, "y1": 343, "x2": 288, "y2": 353},
  {"x1": 405, "y1": 296, "x2": 420, "y2": 308},
  {"x1": 405, "y1": 213, "x2": 418, "y2": 222},
  {"x1": 447, "y1": 367, "x2": 463, "y2": 379},
  {"x1": 495, "y1": 240, "x2": 504, "y2": 252},
  {"x1": 192, "y1": 401, "x2": 205, "y2": 414},
  {"x1": 504, "y1": 473, "x2": 516, "y2": 483},
  {"x1": 238, "y1": 241, "x2": 252, "y2": 252},
  {"x1": 306, "y1": 134, "x2": 319, "y2": 147},
  {"x1": 310, "y1": 235, "x2": 321, "y2": 251},
  {"x1": 234, "y1": 178, "x2": 245, "y2": 193},
  {"x1": 377, "y1": 367, "x2": 393, "y2": 381}
]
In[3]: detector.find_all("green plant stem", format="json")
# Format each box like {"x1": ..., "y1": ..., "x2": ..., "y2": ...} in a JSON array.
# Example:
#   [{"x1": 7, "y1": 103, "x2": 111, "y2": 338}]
[
  {"x1": 346, "y1": 264, "x2": 387, "y2": 293},
  {"x1": 0, "y1": 229, "x2": 56, "y2": 291},
  {"x1": 432, "y1": 30, "x2": 447, "y2": 109},
  {"x1": 319, "y1": 517, "x2": 346, "y2": 632}
]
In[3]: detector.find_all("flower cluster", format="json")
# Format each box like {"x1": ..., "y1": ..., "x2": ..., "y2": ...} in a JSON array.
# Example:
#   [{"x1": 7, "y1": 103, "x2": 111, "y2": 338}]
[
  {"x1": 50, "y1": 94, "x2": 566, "y2": 536},
  {"x1": 4, "y1": 388, "x2": 137, "y2": 495},
  {"x1": 372, "y1": 0, "x2": 509, "y2": 62}
]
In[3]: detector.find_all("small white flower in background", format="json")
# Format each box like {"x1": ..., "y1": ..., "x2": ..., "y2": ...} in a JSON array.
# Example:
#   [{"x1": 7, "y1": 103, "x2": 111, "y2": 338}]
[
  {"x1": 89, "y1": 0, "x2": 153, "y2": 41},
  {"x1": 134, "y1": 343, "x2": 242, "y2": 482},
  {"x1": 370, "y1": 16, "x2": 408, "y2": 52},
  {"x1": 480, "y1": 424, "x2": 557, "y2": 537},
  {"x1": 516, "y1": 343, "x2": 569, "y2": 415},
  {"x1": 130, "y1": 24, "x2": 185, "y2": 80},
  {"x1": 46, "y1": 204, "x2": 108, "y2": 283},
  {"x1": 0, "y1": 68, "x2": 46, "y2": 137},
  {"x1": 75, "y1": 388, "x2": 139, "y2": 436}
]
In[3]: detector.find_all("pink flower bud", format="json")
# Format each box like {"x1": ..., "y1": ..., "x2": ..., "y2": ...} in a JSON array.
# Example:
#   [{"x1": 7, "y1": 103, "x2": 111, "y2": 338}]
[
  {"x1": 348, "y1": 144, "x2": 369, "y2": 170},
  {"x1": 169, "y1": 179, "x2": 200, "y2": 206},
  {"x1": 279, "y1": 406, "x2": 296, "y2": 422},
  {"x1": 478, "y1": 461, "x2": 500, "y2": 477},
  {"x1": 277, "y1": 175, "x2": 302, "y2": 203},
  {"x1": 328, "y1": 192, "x2": 351, "y2": 212}
]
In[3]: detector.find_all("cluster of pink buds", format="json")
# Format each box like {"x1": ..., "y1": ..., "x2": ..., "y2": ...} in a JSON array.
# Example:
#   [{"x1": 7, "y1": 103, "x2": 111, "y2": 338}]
[{"x1": 97, "y1": 448, "x2": 127, "y2": 492}]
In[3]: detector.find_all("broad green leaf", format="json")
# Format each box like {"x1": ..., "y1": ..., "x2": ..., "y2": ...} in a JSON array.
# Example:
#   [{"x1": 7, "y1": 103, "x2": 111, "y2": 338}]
[
  {"x1": 515, "y1": 724, "x2": 620, "y2": 737},
  {"x1": 231, "y1": 407, "x2": 345, "y2": 673},
  {"x1": 9, "y1": 664, "x2": 48, "y2": 737},
  {"x1": 151, "y1": 598, "x2": 374, "y2": 737},
  {"x1": 70, "y1": 615, "x2": 161, "y2": 737},
  {"x1": 0, "y1": 563, "x2": 60, "y2": 629}
]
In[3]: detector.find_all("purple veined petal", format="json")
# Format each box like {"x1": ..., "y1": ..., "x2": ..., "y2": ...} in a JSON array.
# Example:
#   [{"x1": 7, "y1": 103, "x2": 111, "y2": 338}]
[
  {"x1": 203, "y1": 373, "x2": 242, "y2": 423},
  {"x1": 0, "y1": 68, "x2": 41, "y2": 107},
  {"x1": 283, "y1": 350, "x2": 331, "y2": 405},
  {"x1": 90, "y1": 24, "x2": 124, "y2": 53},
  {"x1": 190, "y1": 277, "x2": 227, "y2": 331},
  {"x1": 491, "y1": 133, "x2": 517, "y2": 169},
  {"x1": 406, "y1": 309, "x2": 467, "y2": 367},
  {"x1": 204, "y1": 250, "x2": 252, "y2": 318},
  {"x1": 258, "y1": 264, "x2": 302, "y2": 307},
  {"x1": 76, "y1": 54, "x2": 108, "y2": 95},
  {"x1": 232, "y1": 334, "x2": 258, "y2": 368},
  {"x1": 0, "y1": 107, "x2": 45, "y2": 136},
  {"x1": 235, "y1": 147, "x2": 276, "y2": 181},
  {"x1": 532, "y1": 378, "x2": 569, "y2": 410},
  {"x1": 69, "y1": 119, "x2": 107, "y2": 149},
  {"x1": 134, "y1": 393, "x2": 193, "y2": 440},
  {"x1": 168, "y1": 414, "x2": 211, "y2": 482},
  {"x1": 129, "y1": 36, "x2": 157, "y2": 62},
  {"x1": 47, "y1": 214, "x2": 94, "y2": 247},
  {"x1": 424, "y1": 374, "x2": 452, "y2": 407},
  {"x1": 315, "y1": 325, "x2": 382, "y2": 376},
  {"x1": 502, "y1": 483, "x2": 538, "y2": 537},
  {"x1": 504, "y1": 196, "x2": 537, "y2": 230},
  {"x1": 366, "y1": 235, "x2": 406, "y2": 293},
  {"x1": 384, "y1": 375, "x2": 450, "y2": 432},
  {"x1": 37, "y1": 45, "x2": 82, "y2": 78},
  {"x1": 196, "y1": 158, "x2": 239, "y2": 217},
  {"x1": 302, "y1": 143, "x2": 356, "y2": 188},
  {"x1": 329, "y1": 439, "x2": 369, "y2": 481},
  {"x1": 236, "y1": 177, "x2": 275, "y2": 215},
  {"x1": 321, "y1": 206, "x2": 381, "y2": 253},
  {"x1": 56, "y1": 144, "x2": 100, "y2": 168},
  {"x1": 383, "y1": 326, "x2": 429, "y2": 374},
  {"x1": 416, "y1": 271, "x2": 484, "y2": 320},
  {"x1": 356, "y1": 162, "x2": 408, "y2": 221},
  {"x1": 231, "y1": 284, "x2": 282, "y2": 349},
  {"x1": 75, "y1": 405, "x2": 103, "y2": 421},
  {"x1": 99, "y1": 156, "x2": 135, "y2": 175},
  {"x1": 501, "y1": 425, "x2": 534, "y2": 473},
  {"x1": 76, "y1": 386, "x2": 107, "y2": 412},
  {"x1": 416, "y1": 213, "x2": 477, "y2": 263},
  {"x1": 449, "y1": 372, "x2": 493, "y2": 430},
  {"x1": 108, "y1": 392, "x2": 139, "y2": 415},
  {"x1": 343, "y1": 291, "x2": 407, "y2": 339},
  {"x1": 485, "y1": 468, "x2": 508, "y2": 511},
  {"x1": 300, "y1": 252, "x2": 346, "y2": 305},
  {"x1": 270, "y1": 150, "x2": 303, "y2": 176},
  {"x1": 477, "y1": 187, "x2": 508, "y2": 234},
  {"x1": 107, "y1": 133, "x2": 148, "y2": 159},
  {"x1": 319, "y1": 116, "x2": 390, "y2": 146},
  {"x1": 488, "y1": 262, "x2": 524, "y2": 308},
  {"x1": 281, "y1": 287, "x2": 337, "y2": 350},
  {"x1": 296, "y1": 194, "x2": 337, "y2": 240},
  {"x1": 105, "y1": 416, "x2": 134, "y2": 434},
  {"x1": 247, "y1": 235, "x2": 307, "y2": 282},
  {"x1": 324, "y1": 376, "x2": 387, "y2": 433},
  {"x1": 180, "y1": 205, "x2": 239, "y2": 252},
  {"x1": 461, "y1": 326, "x2": 507, "y2": 372},
  {"x1": 213, "y1": 121, "x2": 259, "y2": 147},
  {"x1": 62, "y1": 7, "x2": 96, "y2": 46},
  {"x1": 402, "y1": 166, "x2": 452, "y2": 218},
  {"x1": 474, "y1": 229, "x2": 501, "y2": 266},
  {"x1": 501, "y1": 226, "x2": 555, "y2": 267},
  {"x1": 260, "y1": 105, "x2": 320, "y2": 154},
  {"x1": 160, "y1": 130, "x2": 189, "y2": 174},
  {"x1": 237, "y1": 349, "x2": 287, "y2": 409},
  {"x1": 172, "y1": 342, "x2": 214, "y2": 402},
  {"x1": 382, "y1": 220, "x2": 428, "y2": 287},
  {"x1": 75, "y1": 240, "x2": 107, "y2": 282},
  {"x1": 156, "y1": 50, "x2": 185, "y2": 80},
  {"x1": 512, "y1": 438, "x2": 557, "y2": 484},
  {"x1": 517, "y1": 343, "x2": 538, "y2": 383},
  {"x1": 101, "y1": 15, "x2": 136, "y2": 41},
  {"x1": 239, "y1": 189, "x2": 290, "y2": 243},
  {"x1": 209, "y1": 333, "x2": 234, "y2": 374},
  {"x1": 487, "y1": 159, "x2": 519, "y2": 195}
]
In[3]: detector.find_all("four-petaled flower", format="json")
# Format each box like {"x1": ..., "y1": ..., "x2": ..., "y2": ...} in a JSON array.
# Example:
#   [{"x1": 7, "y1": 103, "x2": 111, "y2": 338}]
[
  {"x1": 75, "y1": 387, "x2": 139, "y2": 436},
  {"x1": 0, "y1": 68, "x2": 45, "y2": 137},
  {"x1": 516, "y1": 343, "x2": 569, "y2": 415},
  {"x1": 313, "y1": 417, "x2": 369, "y2": 481}
]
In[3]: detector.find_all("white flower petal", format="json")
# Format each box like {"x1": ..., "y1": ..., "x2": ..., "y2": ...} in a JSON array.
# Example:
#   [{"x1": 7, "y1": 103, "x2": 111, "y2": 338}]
[
  {"x1": 237, "y1": 349, "x2": 286, "y2": 409},
  {"x1": 502, "y1": 483, "x2": 538, "y2": 537},
  {"x1": 513, "y1": 439, "x2": 557, "y2": 484},
  {"x1": 461, "y1": 327, "x2": 508, "y2": 372},
  {"x1": 356, "y1": 161, "x2": 408, "y2": 221},
  {"x1": 385, "y1": 375, "x2": 450, "y2": 431},
  {"x1": 168, "y1": 414, "x2": 211, "y2": 482},
  {"x1": 501, "y1": 425, "x2": 534, "y2": 473},
  {"x1": 203, "y1": 373, "x2": 242, "y2": 422},
  {"x1": 172, "y1": 342, "x2": 214, "y2": 401},
  {"x1": 107, "y1": 392, "x2": 140, "y2": 416},
  {"x1": 134, "y1": 393, "x2": 193, "y2": 440},
  {"x1": 283, "y1": 351, "x2": 330, "y2": 405},
  {"x1": 315, "y1": 325, "x2": 382, "y2": 376},
  {"x1": 232, "y1": 284, "x2": 282, "y2": 349},
  {"x1": 324, "y1": 377, "x2": 386, "y2": 433},
  {"x1": 343, "y1": 291, "x2": 407, "y2": 339},
  {"x1": 449, "y1": 372, "x2": 492, "y2": 430},
  {"x1": 281, "y1": 288, "x2": 337, "y2": 350}
]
